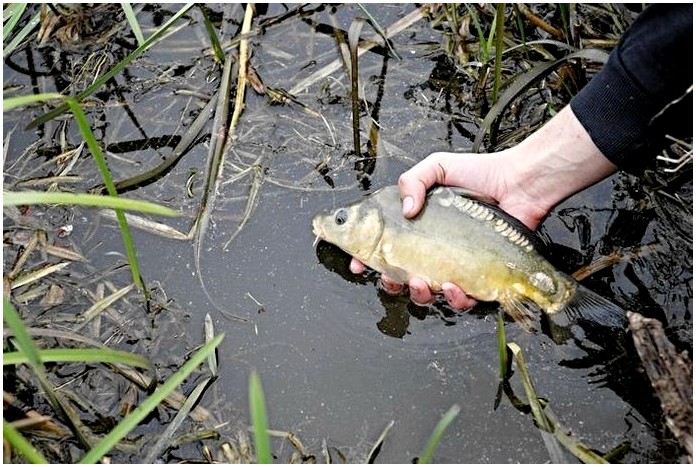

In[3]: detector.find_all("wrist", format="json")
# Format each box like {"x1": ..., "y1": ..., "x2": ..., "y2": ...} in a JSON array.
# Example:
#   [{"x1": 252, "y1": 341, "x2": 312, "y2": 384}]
[{"x1": 505, "y1": 106, "x2": 617, "y2": 214}]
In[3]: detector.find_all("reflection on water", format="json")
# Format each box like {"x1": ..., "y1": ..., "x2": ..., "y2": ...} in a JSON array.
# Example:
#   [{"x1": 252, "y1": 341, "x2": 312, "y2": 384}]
[{"x1": 315, "y1": 239, "x2": 475, "y2": 340}]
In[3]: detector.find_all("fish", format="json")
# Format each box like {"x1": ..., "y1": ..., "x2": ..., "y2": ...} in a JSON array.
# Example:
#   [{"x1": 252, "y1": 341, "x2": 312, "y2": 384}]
[{"x1": 312, "y1": 185, "x2": 627, "y2": 331}]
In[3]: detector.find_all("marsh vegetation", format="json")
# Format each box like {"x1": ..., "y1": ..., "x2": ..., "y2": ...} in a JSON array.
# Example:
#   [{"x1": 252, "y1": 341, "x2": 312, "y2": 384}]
[{"x1": 3, "y1": 3, "x2": 691, "y2": 463}]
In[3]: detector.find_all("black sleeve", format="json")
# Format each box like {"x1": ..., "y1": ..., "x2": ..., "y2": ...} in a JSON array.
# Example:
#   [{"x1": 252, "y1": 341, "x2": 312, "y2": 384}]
[{"x1": 570, "y1": 4, "x2": 693, "y2": 172}]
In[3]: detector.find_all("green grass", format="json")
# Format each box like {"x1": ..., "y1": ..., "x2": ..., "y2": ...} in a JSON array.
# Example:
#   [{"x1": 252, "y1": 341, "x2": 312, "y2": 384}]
[
  {"x1": 79, "y1": 334, "x2": 224, "y2": 463},
  {"x1": 4, "y1": 291, "x2": 223, "y2": 464},
  {"x1": 3, "y1": 191, "x2": 179, "y2": 216},
  {"x1": 249, "y1": 371, "x2": 273, "y2": 463},
  {"x1": 418, "y1": 405, "x2": 461, "y2": 464},
  {"x1": 198, "y1": 5, "x2": 224, "y2": 63},
  {"x1": 3, "y1": 419, "x2": 49, "y2": 464},
  {"x1": 3, "y1": 348, "x2": 150, "y2": 368},
  {"x1": 120, "y1": 3, "x2": 145, "y2": 46}
]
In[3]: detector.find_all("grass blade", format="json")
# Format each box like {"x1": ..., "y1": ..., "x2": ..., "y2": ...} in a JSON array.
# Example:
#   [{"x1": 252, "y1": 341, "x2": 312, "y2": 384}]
[
  {"x1": 357, "y1": 4, "x2": 401, "y2": 60},
  {"x1": 4, "y1": 10, "x2": 40, "y2": 58},
  {"x1": 496, "y1": 311, "x2": 509, "y2": 379},
  {"x1": 492, "y1": 3, "x2": 505, "y2": 103},
  {"x1": 348, "y1": 18, "x2": 365, "y2": 157},
  {"x1": 98, "y1": 209, "x2": 189, "y2": 240},
  {"x1": 507, "y1": 342, "x2": 609, "y2": 463},
  {"x1": 418, "y1": 404, "x2": 460, "y2": 464},
  {"x1": 142, "y1": 376, "x2": 213, "y2": 463},
  {"x1": 3, "y1": 92, "x2": 64, "y2": 111},
  {"x1": 204, "y1": 313, "x2": 218, "y2": 376},
  {"x1": 74, "y1": 284, "x2": 135, "y2": 331},
  {"x1": 366, "y1": 419, "x2": 394, "y2": 463},
  {"x1": 198, "y1": 5, "x2": 224, "y2": 63},
  {"x1": 79, "y1": 333, "x2": 225, "y2": 464},
  {"x1": 4, "y1": 347, "x2": 150, "y2": 369},
  {"x1": 465, "y1": 4, "x2": 489, "y2": 62},
  {"x1": 222, "y1": 163, "x2": 264, "y2": 250},
  {"x1": 3, "y1": 3, "x2": 26, "y2": 41},
  {"x1": 3, "y1": 297, "x2": 48, "y2": 391},
  {"x1": 507, "y1": 343, "x2": 550, "y2": 431},
  {"x1": 228, "y1": 2, "x2": 254, "y2": 140},
  {"x1": 3, "y1": 191, "x2": 179, "y2": 216},
  {"x1": 4, "y1": 297, "x2": 93, "y2": 449},
  {"x1": 3, "y1": 418, "x2": 49, "y2": 464},
  {"x1": 66, "y1": 98, "x2": 145, "y2": 295},
  {"x1": 120, "y1": 3, "x2": 145, "y2": 46},
  {"x1": 249, "y1": 371, "x2": 272, "y2": 463},
  {"x1": 10, "y1": 262, "x2": 70, "y2": 290}
]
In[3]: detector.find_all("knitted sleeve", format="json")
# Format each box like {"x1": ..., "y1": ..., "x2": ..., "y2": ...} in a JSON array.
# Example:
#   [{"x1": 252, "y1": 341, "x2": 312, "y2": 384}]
[{"x1": 570, "y1": 4, "x2": 693, "y2": 171}]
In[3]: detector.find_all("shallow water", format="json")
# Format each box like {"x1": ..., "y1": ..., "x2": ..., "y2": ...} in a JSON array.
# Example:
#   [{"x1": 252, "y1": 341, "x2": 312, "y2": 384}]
[{"x1": 3, "y1": 4, "x2": 691, "y2": 463}]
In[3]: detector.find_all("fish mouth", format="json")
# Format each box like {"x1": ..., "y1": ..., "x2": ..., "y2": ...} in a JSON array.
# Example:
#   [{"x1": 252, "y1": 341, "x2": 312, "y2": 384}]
[{"x1": 311, "y1": 217, "x2": 326, "y2": 247}]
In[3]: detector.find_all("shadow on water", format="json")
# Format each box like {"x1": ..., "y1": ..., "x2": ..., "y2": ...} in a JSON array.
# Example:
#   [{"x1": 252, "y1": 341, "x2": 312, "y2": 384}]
[
  {"x1": 315, "y1": 240, "x2": 465, "y2": 340},
  {"x1": 3, "y1": 3, "x2": 692, "y2": 463}
]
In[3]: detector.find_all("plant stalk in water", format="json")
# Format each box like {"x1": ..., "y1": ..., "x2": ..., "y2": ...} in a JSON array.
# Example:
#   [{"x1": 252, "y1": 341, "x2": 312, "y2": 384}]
[{"x1": 348, "y1": 18, "x2": 365, "y2": 157}]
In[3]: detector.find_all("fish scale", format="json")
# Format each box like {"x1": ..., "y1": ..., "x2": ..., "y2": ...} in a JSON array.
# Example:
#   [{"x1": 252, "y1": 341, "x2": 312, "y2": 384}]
[{"x1": 434, "y1": 187, "x2": 533, "y2": 252}]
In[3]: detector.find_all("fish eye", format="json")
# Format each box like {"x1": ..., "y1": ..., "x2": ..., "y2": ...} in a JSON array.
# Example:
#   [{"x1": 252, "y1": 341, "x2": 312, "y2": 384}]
[{"x1": 334, "y1": 208, "x2": 348, "y2": 226}]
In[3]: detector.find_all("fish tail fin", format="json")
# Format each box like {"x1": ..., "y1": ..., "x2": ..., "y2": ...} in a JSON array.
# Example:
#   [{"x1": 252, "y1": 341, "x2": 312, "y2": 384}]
[{"x1": 551, "y1": 284, "x2": 627, "y2": 329}]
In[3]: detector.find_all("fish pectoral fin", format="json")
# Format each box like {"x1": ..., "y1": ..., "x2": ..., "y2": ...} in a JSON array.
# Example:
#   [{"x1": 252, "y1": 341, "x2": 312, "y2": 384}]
[
  {"x1": 500, "y1": 294, "x2": 537, "y2": 333},
  {"x1": 380, "y1": 264, "x2": 410, "y2": 284}
]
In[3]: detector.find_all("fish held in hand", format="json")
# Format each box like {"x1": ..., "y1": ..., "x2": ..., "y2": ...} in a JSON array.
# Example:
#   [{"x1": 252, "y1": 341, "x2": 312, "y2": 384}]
[{"x1": 312, "y1": 185, "x2": 626, "y2": 331}]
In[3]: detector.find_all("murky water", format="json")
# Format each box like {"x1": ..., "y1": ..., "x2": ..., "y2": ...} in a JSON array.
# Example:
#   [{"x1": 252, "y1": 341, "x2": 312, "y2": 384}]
[{"x1": 3, "y1": 4, "x2": 691, "y2": 463}]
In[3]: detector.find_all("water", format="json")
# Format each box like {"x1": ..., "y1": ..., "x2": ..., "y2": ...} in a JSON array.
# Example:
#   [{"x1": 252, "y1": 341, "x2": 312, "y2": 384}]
[{"x1": 3, "y1": 4, "x2": 691, "y2": 463}]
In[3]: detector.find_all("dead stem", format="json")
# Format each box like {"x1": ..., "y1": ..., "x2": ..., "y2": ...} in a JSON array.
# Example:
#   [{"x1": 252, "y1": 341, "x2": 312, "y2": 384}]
[
  {"x1": 223, "y1": 163, "x2": 264, "y2": 251},
  {"x1": 91, "y1": 96, "x2": 217, "y2": 194},
  {"x1": 228, "y1": 3, "x2": 255, "y2": 142}
]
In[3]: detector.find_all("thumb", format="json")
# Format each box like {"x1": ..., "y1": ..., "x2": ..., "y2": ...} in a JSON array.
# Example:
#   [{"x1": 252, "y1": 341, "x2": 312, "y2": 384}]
[{"x1": 398, "y1": 154, "x2": 450, "y2": 218}]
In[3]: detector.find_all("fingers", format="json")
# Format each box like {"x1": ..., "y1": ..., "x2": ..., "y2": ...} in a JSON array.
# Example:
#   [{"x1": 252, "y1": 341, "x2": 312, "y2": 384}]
[
  {"x1": 398, "y1": 153, "x2": 449, "y2": 218},
  {"x1": 407, "y1": 277, "x2": 434, "y2": 306},
  {"x1": 408, "y1": 279, "x2": 477, "y2": 310},
  {"x1": 378, "y1": 275, "x2": 407, "y2": 295},
  {"x1": 383, "y1": 274, "x2": 476, "y2": 311},
  {"x1": 349, "y1": 258, "x2": 366, "y2": 274},
  {"x1": 442, "y1": 282, "x2": 478, "y2": 309},
  {"x1": 352, "y1": 257, "x2": 475, "y2": 310}
]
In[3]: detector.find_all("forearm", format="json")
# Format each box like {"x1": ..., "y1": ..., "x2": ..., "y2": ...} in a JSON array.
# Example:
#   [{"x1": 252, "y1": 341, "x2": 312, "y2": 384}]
[{"x1": 505, "y1": 105, "x2": 618, "y2": 215}]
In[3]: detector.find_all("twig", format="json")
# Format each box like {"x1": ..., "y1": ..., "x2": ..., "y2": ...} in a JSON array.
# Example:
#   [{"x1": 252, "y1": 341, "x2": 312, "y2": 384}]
[
  {"x1": 517, "y1": 4, "x2": 564, "y2": 39},
  {"x1": 228, "y1": 3, "x2": 255, "y2": 142}
]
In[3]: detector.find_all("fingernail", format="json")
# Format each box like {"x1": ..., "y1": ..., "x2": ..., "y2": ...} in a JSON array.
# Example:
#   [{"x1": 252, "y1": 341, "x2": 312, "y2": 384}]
[
  {"x1": 402, "y1": 196, "x2": 414, "y2": 217},
  {"x1": 408, "y1": 284, "x2": 431, "y2": 306},
  {"x1": 379, "y1": 278, "x2": 405, "y2": 295}
]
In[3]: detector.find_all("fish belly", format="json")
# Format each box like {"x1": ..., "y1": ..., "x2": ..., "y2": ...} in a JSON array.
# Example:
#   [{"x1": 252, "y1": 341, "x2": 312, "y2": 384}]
[{"x1": 376, "y1": 224, "x2": 516, "y2": 302}]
